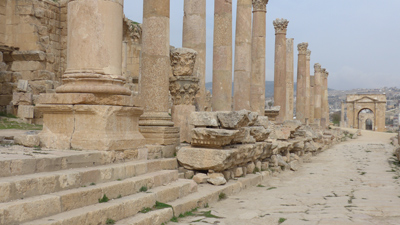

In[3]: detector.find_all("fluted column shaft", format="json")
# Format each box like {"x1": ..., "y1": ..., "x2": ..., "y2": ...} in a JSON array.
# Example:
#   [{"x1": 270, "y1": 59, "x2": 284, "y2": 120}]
[
  {"x1": 212, "y1": 0, "x2": 233, "y2": 111},
  {"x1": 305, "y1": 50, "x2": 311, "y2": 120},
  {"x1": 314, "y1": 63, "x2": 322, "y2": 124},
  {"x1": 309, "y1": 76, "x2": 315, "y2": 123},
  {"x1": 321, "y1": 69, "x2": 329, "y2": 126},
  {"x1": 250, "y1": 0, "x2": 268, "y2": 115},
  {"x1": 183, "y1": 0, "x2": 207, "y2": 111},
  {"x1": 139, "y1": 0, "x2": 173, "y2": 126},
  {"x1": 286, "y1": 38, "x2": 294, "y2": 120},
  {"x1": 295, "y1": 42, "x2": 308, "y2": 123},
  {"x1": 233, "y1": 0, "x2": 252, "y2": 111}
]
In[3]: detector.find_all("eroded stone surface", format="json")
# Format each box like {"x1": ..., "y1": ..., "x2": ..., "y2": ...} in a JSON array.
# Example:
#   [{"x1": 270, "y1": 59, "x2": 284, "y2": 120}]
[{"x1": 191, "y1": 128, "x2": 239, "y2": 148}]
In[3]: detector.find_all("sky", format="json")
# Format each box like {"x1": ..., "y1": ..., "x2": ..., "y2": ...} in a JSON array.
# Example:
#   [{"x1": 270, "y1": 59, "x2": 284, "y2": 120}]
[{"x1": 124, "y1": 0, "x2": 400, "y2": 91}]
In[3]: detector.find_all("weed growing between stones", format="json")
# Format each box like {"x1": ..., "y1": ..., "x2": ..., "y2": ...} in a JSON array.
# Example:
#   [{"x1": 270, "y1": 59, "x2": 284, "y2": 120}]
[
  {"x1": 218, "y1": 192, "x2": 227, "y2": 200},
  {"x1": 279, "y1": 218, "x2": 287, "y2": 224},
  {"x1": 98, "y1": 194, "x2": 109, "y2": 203},
  {"x1": 139, "y1": 185, "x2": 148, "y2": 192},
  {"x1": 257, "y1": 184, "x2": 265, "y2": 187},
  {"x1": 267, "y1": 187, "x2": 277, "y2": 190},
  {"x1": 106, "y1": 218, "x2": 115, "y2": 224},
  {"x1": 140, "y1": 207, "x2": 152, "y2": 213}
]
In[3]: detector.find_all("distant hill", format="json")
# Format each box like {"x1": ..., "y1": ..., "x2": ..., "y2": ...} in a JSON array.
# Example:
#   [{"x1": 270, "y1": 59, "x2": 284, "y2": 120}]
[{"x1": 205, "y1": 81, "x2": 297, "y2": 98}]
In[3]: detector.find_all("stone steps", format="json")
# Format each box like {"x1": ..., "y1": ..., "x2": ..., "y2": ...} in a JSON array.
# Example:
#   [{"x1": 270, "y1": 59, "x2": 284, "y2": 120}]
[
  {"x1": 0, "y1": 158, "x2": 177, "y2": 203},
  {"x1": 0, "y1": 170, "x2": 178, "y2": 225},
  {"x1": 116, "y1": 208, "x2": 173, "y2": 225},
  {"x1": 21, "y1": 179, "x2": 197, "y2": 225}
]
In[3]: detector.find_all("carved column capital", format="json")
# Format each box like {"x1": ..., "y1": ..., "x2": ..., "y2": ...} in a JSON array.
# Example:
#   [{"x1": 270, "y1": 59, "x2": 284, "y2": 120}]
[
  {"x1": 170, "y1": 47, "x2": 197, "y2": 76},
  {"x1": 252, "y1": 0, "x2": 269, "y2": 12},
  {"x1": 314, "y1": 63, "x2": 321, "y2": 73},
  {"x1": 306, "y1": 50, "x2": 311, "y2": 61},
  {"x1": 273, "y1": 18, "x2": 289, "y2": 34},
  {"x1": 169, "y1": 76, "x2": 200, "y2": 105},
  {"x1": 129, "y1": 23, "x2": 142, "y2": 43},
  {"x1": 297, "y1": 42, "x2": 308, "y2": 55}
]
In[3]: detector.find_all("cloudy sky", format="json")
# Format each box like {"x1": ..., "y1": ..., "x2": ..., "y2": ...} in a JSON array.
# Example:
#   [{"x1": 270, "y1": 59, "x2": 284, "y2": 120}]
[{"x1": 124, "y1": 0, "x2": 400, "y2": 90}]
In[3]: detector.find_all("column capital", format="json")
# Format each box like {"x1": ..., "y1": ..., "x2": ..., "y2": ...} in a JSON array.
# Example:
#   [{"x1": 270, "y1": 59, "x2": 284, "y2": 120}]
[
  {"x1": 297, "y1": 42, "x2": 308, "y2": 54},
  {"x1": 314, "y1": 63, "x2": 321, "y2": 73},
  {"x1": 273, "y1": 18, "x2": 289, "y2": 34},
  {"x1": 252, "y1": 0, "x2": 269, "y2": 12},
  {"x1": 306, "y1": 50, "x2": 311, "y2": 60}
]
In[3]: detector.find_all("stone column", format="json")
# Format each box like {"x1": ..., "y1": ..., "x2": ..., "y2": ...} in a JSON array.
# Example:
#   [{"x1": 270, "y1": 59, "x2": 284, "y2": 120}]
[
  {"x1": 233, "y1": 0, "x2": 252, "y2": 111},
  {"x1": 169, "y1": 48, "x2": 199, "y2": 143},
  {"x1": 341, "y1": 102, "x2": 345, "y2": 127},
  {"x1": 37, "y1": 0, "x2": 145, "y2": 151},
  {"x1": 139, "y1": 0, "x2": 180, "y2": 145},
  {"x1": 273, "y1": 18, "x2": 289, "y2": 123},
  {"x1": 295, "y1": 42, "x2": 308, "y2": 123},
  {"x1": 321, "y1": 68, "x2": 329, "y2": 127},
  {"x1": 305, "y1": 50, "x2": 311, "y2": 121},
  {"x1": 313, "y1": 63, "x2": 322, "y2": 125},
  {"x1": 309, "y1": 75, "x2": 315, "y2": 123},
  {"x1": 183, "y1": 0, "x2": 207, "y2": 111},
  {"x1": 286, "y1": 38, "x2": 294, "y2": 120},
  {"x1": 212, "y1": 0, "x2": 233, "y2": 111},
  {"x1": 250, "y1": 0, "x2": 268, "y2": 115}
]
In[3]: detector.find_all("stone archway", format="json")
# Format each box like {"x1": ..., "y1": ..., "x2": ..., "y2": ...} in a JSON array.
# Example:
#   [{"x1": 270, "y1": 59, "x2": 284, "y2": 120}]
[{"x1": 345, "y1": 94, "x2": 386, "y2": 132}]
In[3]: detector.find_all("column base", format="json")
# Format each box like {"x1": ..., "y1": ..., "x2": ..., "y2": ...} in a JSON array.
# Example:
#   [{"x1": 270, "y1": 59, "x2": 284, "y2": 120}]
[
  {"x1": 37, "y1": 96, "x2": 145, "y2": 151},
  {"x1": 139, "y1": 126, "x2": 180, "y2": 146}
]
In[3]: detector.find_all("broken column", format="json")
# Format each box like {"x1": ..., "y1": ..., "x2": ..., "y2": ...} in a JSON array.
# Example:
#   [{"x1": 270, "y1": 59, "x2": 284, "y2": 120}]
[
  {"x1": 305, "y1": 50, "x2": 311, "y2": 122},
  {"x1": 212, "y1": 0, "x2": 233, "y2": 111},
  {"x1": 182, "y1": 0, "x2": 207, "y2": 111},
  {"x1": 313, "y1": 63, "x2": 322, "y2": 125},
  {"x1": 233, "y1": 0, "x2": 252, "y2": 111},
  {"x1": 286, "y1": 38, "x2": 294, "y2": 121},
  {"x1": 139, "y1": 0, "x2": 180, "y2": 145},
  {"x1": 37, "y1": 0, "x2": 145, "y2": 151},
  {"x1": 273, "y1": 18, "x2": 289, "y2": 123},
  {"x1": 169, "y1": 48, "x2": 199, "y2": 143},
  {"x1": 295, "y1": 42, "x2": 308, "y2": 123},
  {"x1": 250, "y1": 0, "x2": 269, "y2": 115}
]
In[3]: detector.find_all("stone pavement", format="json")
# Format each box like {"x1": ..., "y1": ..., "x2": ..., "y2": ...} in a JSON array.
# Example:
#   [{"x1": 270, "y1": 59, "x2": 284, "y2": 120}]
[{"x1": 176, "y1": 129, "x2": 400, "y2": 225}]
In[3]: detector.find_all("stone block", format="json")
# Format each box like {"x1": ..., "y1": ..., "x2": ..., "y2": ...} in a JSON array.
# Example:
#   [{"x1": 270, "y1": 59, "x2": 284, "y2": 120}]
[
  {"x1": 233, "y1": 127, "x2": 256, "y2": 144},
  {"x1": 191, "y1": 128, "x2": 239, "y2": 148},
  {"x1": 17, "y1": 105, "x2": 34, "y2": 119},
  {"x1": 192, "y1": 173, "x2": 209, "y2": 184},
  {"x1": 11, "y1": 51, "x2": 46, "y2": 61},
  {"x1": 250, "y1": 126, "x2": 271, "y2": 142},
  {"x1": 17, "y1": 79, "x2": 29, "y2": 92},
  {"x1": 190, "y1": 111, "x2": 219, "y2": 127},
  {"x1": 207, "y1": 173, "x2": 226, "y2": 185},
  {"x1": 289, "y1": 160, "x2": 300, "y2": 171},
  {"x1": 247, "y1": 162, "x2": 256, "y2": 174},
  {"x1": 234, "y1": 167, "x2": 243, "y2": 177},
  {"x1": 217, "y1": 110, "x2": 251, "y2": 129},
  {"x1": 11, "y1": 61, "x2": 45, "y2": 71},
  {"x1": 14, "y1": 133, "x2": 40, "y2": 147}
]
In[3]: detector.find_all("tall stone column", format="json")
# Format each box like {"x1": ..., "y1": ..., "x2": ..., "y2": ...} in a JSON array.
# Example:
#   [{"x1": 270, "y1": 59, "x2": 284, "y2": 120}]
[
  {"x1": 314, "y1": 63, "x2": 322, "y2": 125},
  {"x1": 295, "y1": 42, "x2": 308, "y2": 123},
  {"x1": 341, "y1": 102, "x2": 345, "y2": 127},
  {"x1": 169, "y1": 48, "x2": 199, "y2": 143},
  {"x1": 321, "y1": 68, "x2": 329, "y2": 127},
  {"x1": 305, "y1": 50, "x2": 311, "y2": 121},
  {"x1": 139, "y1": 0, "x2": 180, "y2": 145},
  {"x1": 286, "y1": 38, "x2": 294, "y2": 120},
  {"x1": 183, "y1": 0, "x2": 207, "y2": 111},
  {"x1": 273, "y1": 18, "x2": 289, "y2": 123},
  {"x1": 250, "y1": 0, "x2": 268, "y2": 115},
  {"x1": 212, "y1": 0, "x2": 233, "y2": 111},
  {"x1": 233, "y1": 0, "x2": 252, "y2": 111},
  {"x1": 37, "y1": 0, "x2": 145, "y2": 151},
  {"x1": 309, "y1": 75, "x2": 315, "y2": 123}
]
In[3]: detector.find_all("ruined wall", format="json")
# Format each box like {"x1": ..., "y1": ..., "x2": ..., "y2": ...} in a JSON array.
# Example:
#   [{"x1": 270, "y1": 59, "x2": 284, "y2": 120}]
[{"x1": 122, "y1": 19, "x2": 141, "y2": 93}]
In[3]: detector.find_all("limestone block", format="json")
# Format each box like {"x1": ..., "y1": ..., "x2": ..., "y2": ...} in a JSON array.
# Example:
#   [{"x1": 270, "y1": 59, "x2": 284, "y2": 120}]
[
  {"x1": 250, "y1": 126, "x2": 271, "y2": 142},
  {"x1": 11, "y1": 51, "x2": 46, "y2": 61},
  {"x1": 17, "y1": 105, "x2": 34, "y2": 119},
  {"x1": 0, "y1": 62, "x2": 6, "y2": 72},
  {"x1": 233, "y1": 127, "x2": 256, "y2": 144},
  {"x1": 289, "y1": 160, "x2": 299, "y2": 171},
  {"x1": 246, "y1": 162, "x2": 255, "y2": 174},
  {"x1": 234, "y1": 167, "x2": 243, "y2": 177},
  {"x1": 32, "y1": 70, "x2": 55, "y2": 81},
  {"x1": 254, "y1": 116, "x2": 269, "y2": 128},
  {"x1": 207, "y1": 173, "x2": 226, "y2": 185},
  {"x1": 191, "y1": 128, "x2": 238, "y2": 148},
  {"x1": 17, "y1": 79, "x2": 29, "y2": 92},
  {"x1": 255, "y1": 161, "x2": 262, "y2": 170},
  {"x1": 12, "y1": 92, "x2": 32, "y2": 105},
  {"x1": 261, "y1": 162, "x2": 269, "y2": 171},
  {"x1": 0, "y1": 71, "x2": 12, "y2": 82},
  {"x1": 247, "y1": 112, "x2": 259, "y2": 126},
  {"x1": 14, "y1": 133, "x2": 40, "y2": 147},
  {"x1": 193, "y1": 173, "x2": 209, "y2": 184},
  {"x1": 0, "y1": 95, "x2": 12, "y2": 105},
  {"x1": 36, "y1": 93, "x2": 138, "y2": 107},
  {"x1": 395, "y1": 147, "x2": 400, "y2": 162},
  {"x1": 190, "y1": 111, "x2": 219, "y2": 127},
  {"x1": 274, "y1": 127, "x2": 291, "y2": 140},
  {"x1": 217, "y1": 110, "x2": 251, "y2": 129},
  {"x1": 11, "y1": 61, "x2": 45, "y2": 71}
]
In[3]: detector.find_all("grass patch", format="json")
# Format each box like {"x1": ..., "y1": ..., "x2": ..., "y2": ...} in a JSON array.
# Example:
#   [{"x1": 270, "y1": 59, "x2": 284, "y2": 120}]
[
  {"x1": 253, "y1": 167, "x2": 260, "y2": 173},
  {"x1": 98, "y1": 194, "x2": 109, "y2": 203},
  {"x1": 106, "y1": 218, "x2": 115, "y2": 224},
  {"x1": 360, "y1": 172, "x2": 366, "y2": 175},
  {"x1": 117, "y1": 194, "x2": 122, "y2": 199},
  {"x1": 90, "y1": 182, "x2": 96, "y2": 186},
  {"x1": 0, "y1": 117, "x2": 42, "y2": 130},
  {"x1": 170, "y1": 216, "x2": 178, "y2": 222},
  {"x1": 200, "y1": 210, "x2": 223, "y2": 218},
  {"x1": 278, "y1": 218, "x2": 287, "y2": 224},
  {"x1": 218, "y1": 192, "x2": 227, "y2": 200},
  {"x1": 155, "y1": 201, "x2": 173, "y2": 209},
  {"x1": 139, "y1": 185, "x2": 148, "y2": 192},
  {"x1": 140, "y1": 207, "x2": 152, "y2": 213},
  {"x1": 267, "y1": 187, "x2": 277, "y2": 190},
  {"x1": 257, "y1": 184, "x2": 265, "y2": 187}
]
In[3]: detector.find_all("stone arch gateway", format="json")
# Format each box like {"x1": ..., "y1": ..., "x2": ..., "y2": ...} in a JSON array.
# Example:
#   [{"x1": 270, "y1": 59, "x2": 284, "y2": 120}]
[{"x1": 345, "y1": 94, "x2": 386, "y2": 132}]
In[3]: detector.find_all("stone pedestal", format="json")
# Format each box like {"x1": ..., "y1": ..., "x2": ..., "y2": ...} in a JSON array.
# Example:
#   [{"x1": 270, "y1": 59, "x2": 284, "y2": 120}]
[
  {"x1": 273, "y1": 18, "x2": 289, "y2": 123},
  {"x1": 183, "y1": 0, "x2": 207, "y2": 111},
  {"x1": 169, "y1": 48, "x2": 199, "y2": 143},
  {"x1": 212, "y1": 0, "x2": 233, "y2": 111},
  {"x1": 286, "y1": 38, "x2": 294, "y2": 120},
  {"x1": 314, "y1": 63, "x2": 322, "y2": 125},
  {"x1": 250, "y1": 0, "x2": 268, "y2": 115},
  {"x1": 37, "y1": 0, "x2": 145, "y2": 151},
  {"x1": 295, "y1": 42, "x2": 308, "y2": 123},
  {"x1": 265, "y1": 106, "x2": 280, "y2": 122}
]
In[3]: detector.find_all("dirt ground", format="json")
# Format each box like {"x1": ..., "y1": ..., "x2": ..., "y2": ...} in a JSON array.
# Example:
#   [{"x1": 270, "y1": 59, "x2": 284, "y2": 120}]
[{"x1": 176, "y1": 129, "x2": 400, "y2": 225}]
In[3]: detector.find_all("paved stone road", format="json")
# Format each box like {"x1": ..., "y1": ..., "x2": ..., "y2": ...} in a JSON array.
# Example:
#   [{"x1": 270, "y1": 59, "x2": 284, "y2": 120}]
[{"x1": 177, "y1": 130, "x2": 400, "y2": 225}]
